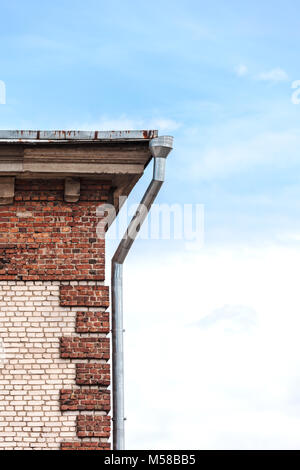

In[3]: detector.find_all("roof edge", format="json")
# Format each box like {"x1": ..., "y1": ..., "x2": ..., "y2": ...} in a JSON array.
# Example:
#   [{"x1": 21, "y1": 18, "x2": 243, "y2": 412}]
[{"x1": 0, "y1": 130, "x2": 158, "y2": 142}]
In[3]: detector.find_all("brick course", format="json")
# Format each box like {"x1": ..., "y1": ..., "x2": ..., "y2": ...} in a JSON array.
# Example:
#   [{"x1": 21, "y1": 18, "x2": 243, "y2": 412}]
[
  {"x1": 76, "y1": 363, "x2": 110, "y2": 386},
  {"x1": 61, "y1": 442, "x2": 111, "y2": 450},
  {"x1": 60, "y1": 285, "x2": 109, "y2": 307},
  {"x1": 60, "y1": 389, "x2": 110, "y2": 412},
  {"x1": 76, "y1": 311, "x2": 109, "y2": 334},
  {"x1": 76, "y1": 415, "x2": 111, "y2": 438},
  {"x1": 60, "y1": 337, "x2": 110, "y2": 360}
]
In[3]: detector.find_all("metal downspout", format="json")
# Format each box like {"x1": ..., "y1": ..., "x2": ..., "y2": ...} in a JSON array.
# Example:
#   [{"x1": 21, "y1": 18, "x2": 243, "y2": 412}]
[{"x1": 111, "y1": 136, "x2": 174, "y2": 450}]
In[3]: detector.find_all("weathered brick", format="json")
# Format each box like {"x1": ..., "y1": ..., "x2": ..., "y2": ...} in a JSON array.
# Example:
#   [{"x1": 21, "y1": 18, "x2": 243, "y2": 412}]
[
  {"x1": 76, "y1": 311, "x2": 109, "y2": 333},
  {"x1": 60, "y1": 337, "x2": 110, "y2": 360},
  {"x1": 61, "y1": 441, "x2": 111, "y2": 450},
  {"x1": 60, "y1": 285, "x2": 109, "y2": 307},
  {"x1": 60, "y1": 389, "x2": 110, "y2": 411},
  {"x1": 76, "y1": 363, "x2": 110, "y2": 386},
  {"x1": 0, "y1": 179, "x2": 110, "y2": 281},
  {"x1": 0, "y1": 178, "x2": 112, "y2": 450},
  {"x1": 76, "y1": 415, "x2": 111, "y2": 438}
]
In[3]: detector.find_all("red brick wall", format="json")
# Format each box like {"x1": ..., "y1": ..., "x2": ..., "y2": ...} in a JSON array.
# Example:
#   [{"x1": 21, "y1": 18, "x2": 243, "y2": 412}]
[
  {"x1": 0, "y1": 179, "x2": 110, "y2": 281},
  {"x1": 60, "y1": 389, "x2": 110, "y2": 412},
  {"x1": 76, "y1": 311, "x2": 109, "y2": 334},
  {"x1": 61, "y1": 442, "x2": 111, "y2": 451},
  {"x1": 76, "y1": 363, "x2": 110, "y2": 386},
  {"x1": 77, "y1": 415, "x2": 111, "y2": 438},
  {"x1": 60, "y1": 285, "x2": 109, "y2": 307},
  {"x1": 60, "y1": 337, "x2": 110, "y2": 360},
  {"x1": 0, "y1": 178, "x2": 112, "y2": 450}
]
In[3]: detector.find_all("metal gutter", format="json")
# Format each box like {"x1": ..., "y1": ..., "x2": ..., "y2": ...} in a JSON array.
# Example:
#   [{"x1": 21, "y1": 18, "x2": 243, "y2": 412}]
[{"x1": 111, "y1": 136, "x2": 174, "y2": 450}]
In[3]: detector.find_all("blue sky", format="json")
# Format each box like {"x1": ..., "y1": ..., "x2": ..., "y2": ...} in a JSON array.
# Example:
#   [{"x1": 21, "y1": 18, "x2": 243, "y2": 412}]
[
  {"x1": 2, "y1": 0, "x2": 300, "y2": 246},
  {"x1": 2, "y1": 0, "x2": 300, "y2": 449}
]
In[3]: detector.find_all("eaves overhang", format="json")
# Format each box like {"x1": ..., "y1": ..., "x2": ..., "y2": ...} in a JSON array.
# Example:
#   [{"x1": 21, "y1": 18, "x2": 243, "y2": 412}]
[{"x1": 0, "y1": 129, "x2": 159, "y2": 209}]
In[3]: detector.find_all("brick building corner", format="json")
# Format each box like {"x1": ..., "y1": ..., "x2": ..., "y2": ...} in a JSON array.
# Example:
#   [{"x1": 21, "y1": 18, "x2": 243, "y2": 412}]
[{"x1": 0, "y1": 130, "x2": 156, "y2": 450}]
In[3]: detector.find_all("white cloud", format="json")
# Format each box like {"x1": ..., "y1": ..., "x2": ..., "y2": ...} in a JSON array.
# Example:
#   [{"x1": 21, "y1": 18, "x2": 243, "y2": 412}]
[
  {"x1": 236, "y1": 64, "x2": 248, "y2": 77},
  {"x1": 235, "y1": 65, "x2": 288, "y2": 82},
  {"x1": 195, "y1": 304, "x2": 257, "y2": 332},
  {"x1": 277, "y1": 231, "x2": 300, "y2": 242},
  {"x1": 147, "y1": 118, "x2": 181, "y2": 132},
  {"x1": 116, "y1": 244, "x2": 300, "y2": 449},
  {"x1": 172, "y1": 97, "x2": 300, "y2": 184},
  {"x1": 70, "y1": 115, "x2": 181, "y2": 133},
  {"x1": 186, "y1": 127, "x2": 300, "y2": 180},
  {"x1": 257, "y1": 68, "x2": 289, "y2": 82}
]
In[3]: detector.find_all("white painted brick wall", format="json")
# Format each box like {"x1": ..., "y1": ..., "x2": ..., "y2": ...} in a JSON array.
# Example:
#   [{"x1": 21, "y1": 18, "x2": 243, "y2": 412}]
[{"x1": 0, "y1": 281, "x2": 77, "y2": 450}]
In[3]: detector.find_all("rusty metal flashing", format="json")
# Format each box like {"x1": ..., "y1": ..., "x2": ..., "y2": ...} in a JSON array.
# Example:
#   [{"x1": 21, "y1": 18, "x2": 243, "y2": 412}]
[{"x1": 0, "y1": 130, "x2": 158, "y2": 143}]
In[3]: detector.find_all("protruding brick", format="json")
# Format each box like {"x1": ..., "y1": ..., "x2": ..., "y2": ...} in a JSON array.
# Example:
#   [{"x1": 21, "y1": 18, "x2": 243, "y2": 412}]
[
  {"x1": 76, "y1": 311, "x2": 109, "y2": 333},
  {"x1": 60, "y1": 285, "x2": 109, "y2": 307},
  {"x1": 61, "y1": 442, "x2": 111, "y2": 451},
  {"x1": 76, "y1": 415, "x2": 111, "y2": 438},
  {"x1": 60, "y1": 337, "x2": 110, "y2": 360},
  {"x1": 76, "y1": 363, "x2": 110, "y2": 386},
  {"x1": 60, "y1": 389, "x2": 110, "y2": 412}
]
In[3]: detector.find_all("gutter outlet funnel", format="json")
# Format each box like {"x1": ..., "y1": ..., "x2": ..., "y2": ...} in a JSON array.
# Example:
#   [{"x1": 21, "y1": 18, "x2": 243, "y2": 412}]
[{"x1": 149, "y1": 135, "x2": 174, "y2": 159}]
